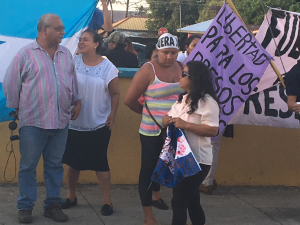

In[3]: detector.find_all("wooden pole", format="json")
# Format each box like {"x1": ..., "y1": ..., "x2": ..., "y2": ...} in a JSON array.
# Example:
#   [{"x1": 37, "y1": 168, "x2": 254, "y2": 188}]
[{"x1": 226, "y1": 0, "x2": 286, "y2": 88}]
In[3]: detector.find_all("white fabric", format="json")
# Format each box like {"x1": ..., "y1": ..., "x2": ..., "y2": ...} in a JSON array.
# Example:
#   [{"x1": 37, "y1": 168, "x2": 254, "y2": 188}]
[
  {"x1": 230, "y1": 9, "x2": 300, "y2": 128},
  {"x1": 168, "y1": 94, "x2": 219, "y2": 165},
  {"x1": 69, "y1": 54, "x2": 118, "y2": 131},
  {"x1": 156, "y1": 33, "x2": 179, "y2": 50},
  {"x1": 177, "y1": 52, "x2": 187, "y2": 63}
]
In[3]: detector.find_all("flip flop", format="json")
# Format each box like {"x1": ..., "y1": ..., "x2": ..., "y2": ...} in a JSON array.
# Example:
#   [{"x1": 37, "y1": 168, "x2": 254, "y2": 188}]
[{"x1": 152, "y1": 199, "x2": 169, "y2": 210}]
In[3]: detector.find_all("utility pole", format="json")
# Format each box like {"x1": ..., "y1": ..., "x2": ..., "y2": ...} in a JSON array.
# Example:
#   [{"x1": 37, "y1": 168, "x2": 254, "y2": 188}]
[
  {"x1": 179, "y1": 0, "x2": 182, "y2": 30},
  {"x1": 125, "y1": 0, "x2": 130, "y2": 17},
  {"x1": 179, "y1": 0, "x2": 182, "y2": 42}
]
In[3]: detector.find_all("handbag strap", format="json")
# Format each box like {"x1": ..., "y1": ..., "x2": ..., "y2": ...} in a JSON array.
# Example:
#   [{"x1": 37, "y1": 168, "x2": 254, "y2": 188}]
[
  {"x1": 144, "y1": 101, "x2": 163, "y2": 129},
  {"x1": 177, "y1": 61, "x2": 184, "y2": 70}
]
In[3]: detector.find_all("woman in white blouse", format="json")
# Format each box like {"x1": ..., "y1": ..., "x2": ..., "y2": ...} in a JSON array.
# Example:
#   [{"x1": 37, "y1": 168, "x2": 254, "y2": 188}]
[
  {"x1": 62, "y1": 30, "x2": 120, "y2": 216},
  {"x1": 162, "y1": 60, "x2": 219, "y2": 225},
  {"x1": 177, "y1": 35, "x2": 201, "y2": 63}
]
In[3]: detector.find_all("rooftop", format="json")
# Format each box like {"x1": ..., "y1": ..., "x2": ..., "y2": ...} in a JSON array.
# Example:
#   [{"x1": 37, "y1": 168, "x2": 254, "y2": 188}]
[{"x1": 113, "y1": 17, "x2": 148, "y2": 31}]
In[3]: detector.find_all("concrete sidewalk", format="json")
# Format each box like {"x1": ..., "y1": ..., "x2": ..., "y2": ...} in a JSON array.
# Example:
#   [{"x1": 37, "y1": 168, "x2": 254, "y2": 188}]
[{"x1": 1, "y1": 184, "x2": 300, "y2": 225}]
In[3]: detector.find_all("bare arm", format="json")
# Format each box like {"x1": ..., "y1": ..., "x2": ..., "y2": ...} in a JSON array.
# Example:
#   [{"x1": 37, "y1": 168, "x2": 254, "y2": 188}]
[
  {"x1": 162, "y1": 114, "x2": 171, "y2": 127},
  {"x1": 167, "y1": 117, "x2": 219, "y2": 137},
  {"x1": 165, "y1": 98, "x2": 219, "y2": 137},
  {"x1": 106, "y1": 77, "x2": 120, "y2": 129},
  {"x1": 124, "y1": 63, "x2": 153, "y2": 114},
  {"x1": 16, "y1": 108, "x2": 19, "y2": 119},
  {"x1": 101, "y1": 0, "x2": 113, "y2": 32},
  {"x1": 184, "y1": 122, "x2": 219, "y2": 137},
  {"x1": 287, "y1": 95, "x2": 300, "y2": 113},
  {"x1": 71, "y1": 100, "x2": 81, "y2": 120}
]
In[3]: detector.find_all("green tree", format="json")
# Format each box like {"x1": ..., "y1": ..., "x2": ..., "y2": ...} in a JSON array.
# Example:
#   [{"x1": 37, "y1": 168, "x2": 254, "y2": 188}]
[
  {"x1": 146, "y1": 0, "x2": 201, "y2": 34},
  {"x1": 136, "y1": 5, "x2": 148, "y2": 15},
  {"x1": 236, "y1": 0, "x2": 300, "y2": 25},
  {"x1": 197, "y1": 0, "x2": 225, "y2": 22},
  {"x1": 197, "y1": 0, "x2": 300, "y2": 25}
]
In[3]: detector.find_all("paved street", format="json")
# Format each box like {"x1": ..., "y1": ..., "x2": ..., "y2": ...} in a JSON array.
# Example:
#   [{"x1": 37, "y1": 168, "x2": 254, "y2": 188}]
[{"x1": 1, "y1": 184, "x2": 300, "y2": 224}]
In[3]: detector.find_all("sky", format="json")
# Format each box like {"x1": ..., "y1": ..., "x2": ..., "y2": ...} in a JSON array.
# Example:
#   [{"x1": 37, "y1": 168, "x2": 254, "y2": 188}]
[{"x1": 97, "y1": 0, "x2": 148, "y2": 11}]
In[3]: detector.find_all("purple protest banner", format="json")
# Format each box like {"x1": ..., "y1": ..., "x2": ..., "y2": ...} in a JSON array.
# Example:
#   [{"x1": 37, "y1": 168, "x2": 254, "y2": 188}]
[{"x1": 185, "y1": 4, "x2": 272, "y2": 138}]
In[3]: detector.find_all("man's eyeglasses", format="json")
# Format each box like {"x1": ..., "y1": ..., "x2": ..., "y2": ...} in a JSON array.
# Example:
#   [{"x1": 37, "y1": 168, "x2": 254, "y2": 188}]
[
  {"x1": 182, "y1": 71, "x2": 191, "y2": 78},
  {"x1": 50, "y1": 26, "x2": 66, "y2": 32}
]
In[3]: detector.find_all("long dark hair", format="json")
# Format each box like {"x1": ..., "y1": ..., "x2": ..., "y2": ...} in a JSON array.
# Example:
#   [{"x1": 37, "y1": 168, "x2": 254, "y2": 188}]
[
  {"x1": 178, "y1": 61, "x2": 219, "y2": 114},
  {"x1": 145, "y1": 43, "x2": 156, "y2": 60},
  {"x1": 82, "y1": 29, "x2": 103, "y2": 54},
  {"x1": 125, "y1": 38, "x2": 136, "y2": 53}
]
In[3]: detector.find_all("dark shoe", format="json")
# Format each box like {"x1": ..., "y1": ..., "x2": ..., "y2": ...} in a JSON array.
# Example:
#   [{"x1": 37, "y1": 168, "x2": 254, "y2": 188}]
[
  {"x1": 199, "y1": 184, "x2": 213, "y2": 195},
  {"x1": 61, "y1": 197, "x2": 77, "y2": 209},
  {"x1": 18, "y1": 210, "x2": 32, "y2": 224},
  {"x1": 152, "y1": 199, "x2": 169, "y2": 210},
  {"x1": 101, "y1": 204, "x2": 113, "y2": 216},
  {"x1": 44, "y1": 202, "x2": 68, "y2": 222}
]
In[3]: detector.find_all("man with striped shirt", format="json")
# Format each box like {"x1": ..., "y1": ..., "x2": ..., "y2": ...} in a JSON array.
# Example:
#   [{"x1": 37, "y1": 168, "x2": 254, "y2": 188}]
[{"x1": 3, "y1": 13, "x2": 81, "y2": 224}]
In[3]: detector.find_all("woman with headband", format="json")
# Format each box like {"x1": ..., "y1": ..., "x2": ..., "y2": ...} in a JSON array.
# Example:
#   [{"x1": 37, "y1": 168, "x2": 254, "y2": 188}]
[{"x1": 125, "y1": 33, "x2": 184, "y2": 225}]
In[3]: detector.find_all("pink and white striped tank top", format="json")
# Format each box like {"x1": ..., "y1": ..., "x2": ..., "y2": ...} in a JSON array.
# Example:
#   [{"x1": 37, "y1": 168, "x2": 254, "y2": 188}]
[{"x1": 139, "y1": 62, "x2": 184, "y2": 136}]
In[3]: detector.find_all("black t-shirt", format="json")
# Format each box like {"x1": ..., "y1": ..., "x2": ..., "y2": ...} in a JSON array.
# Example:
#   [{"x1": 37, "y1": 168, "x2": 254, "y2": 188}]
[
  {"x1": 286, "y1": 60, "x2": 300, "y2": 102},
  {"x1": 103, "y1": 47, "x2": 139, "y2": 68}
]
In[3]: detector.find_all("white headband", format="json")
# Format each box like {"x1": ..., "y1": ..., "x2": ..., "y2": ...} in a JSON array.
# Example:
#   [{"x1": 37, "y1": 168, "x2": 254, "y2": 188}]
[{"x1": 156, "y1": 33, "x2": 179, "y2": 50}]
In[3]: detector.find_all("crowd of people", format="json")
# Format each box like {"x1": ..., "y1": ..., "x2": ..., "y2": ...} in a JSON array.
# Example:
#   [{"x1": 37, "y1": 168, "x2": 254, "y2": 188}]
[
  {"x1": 2, "y1": 11, "x2": 219, "y2": 224},
  {"x1": 3, "y1": 2, "x2": 300, "y2": 225}
]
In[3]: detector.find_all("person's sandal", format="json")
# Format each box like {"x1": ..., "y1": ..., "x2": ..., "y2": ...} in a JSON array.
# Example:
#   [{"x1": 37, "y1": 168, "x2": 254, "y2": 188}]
[
  {"x1": 152, "y1": 199, "x2": 169, "y2": 210},
  {"x1": 61, "y1": 197, "x2": 77, "y2": 209},
  {"x1": 101, "y1": 204, "x2": 113, "y2": 216}
]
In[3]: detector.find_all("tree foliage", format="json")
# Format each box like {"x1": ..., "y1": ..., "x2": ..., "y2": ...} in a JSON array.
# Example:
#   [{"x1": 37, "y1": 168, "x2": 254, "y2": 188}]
[
  {"x1": 146, "y1": 0, "x2": 201, "y2": 34},
  {"x1": 236, "y1": 0, "x2": 300, "y2": 25},
  {"x1": 146, "y1": 0, "x2": 300, "y2": 34},
  {"x1": 196, "y1": 0, "x2": 300, "y2": 25},
  {"x1": 197, "y1": 0, "x2": 226, "y2": 22}
]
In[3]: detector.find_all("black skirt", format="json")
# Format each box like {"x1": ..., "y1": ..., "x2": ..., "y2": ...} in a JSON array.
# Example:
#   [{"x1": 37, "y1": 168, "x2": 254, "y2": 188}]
[{"x1": 62, "y1": 126, "x2": 111, "y2": 171}]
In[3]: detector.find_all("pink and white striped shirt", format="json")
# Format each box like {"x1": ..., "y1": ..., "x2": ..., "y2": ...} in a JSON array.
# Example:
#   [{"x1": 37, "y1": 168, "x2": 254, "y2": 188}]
[
  {"x1": 139, "y1": 62, "x2": 184, "y2": 136},
  {"x1": 3, "y1": 40, "x2": 80, "y2": 129}
]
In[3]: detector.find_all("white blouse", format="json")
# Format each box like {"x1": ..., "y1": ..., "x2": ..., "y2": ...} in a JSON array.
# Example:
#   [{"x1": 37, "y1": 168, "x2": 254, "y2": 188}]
[
  {"x1": 69, "y1": 54, "x2": 118, "y2": 131},
  {"x1": 177, "y1": 52, "x2": 188, "y2": 62},
  {"x1": 168, "y1": 94, "x2": 219, "y2": 165}
]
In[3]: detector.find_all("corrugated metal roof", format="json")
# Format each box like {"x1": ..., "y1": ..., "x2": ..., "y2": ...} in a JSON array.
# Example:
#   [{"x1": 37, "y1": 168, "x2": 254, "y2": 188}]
[
  {"x1": 114, "y1": 17, "x2": 148, "y2": 31},
  {"x1": 98, "y1": 17, "x2": 129, "y2": 35},
  {"x1": 113, "y1": 17, "x2": 130, "y2": 28}
]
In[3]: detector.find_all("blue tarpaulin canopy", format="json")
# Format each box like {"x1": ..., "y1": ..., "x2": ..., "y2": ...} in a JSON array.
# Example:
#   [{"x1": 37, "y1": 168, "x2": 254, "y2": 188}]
[
  {"x1": 0, "y1": 0, "x2": 97, "y2": 122},
  {"x1": 177, "y1": 19, "x2": 214, "y2": 34}
]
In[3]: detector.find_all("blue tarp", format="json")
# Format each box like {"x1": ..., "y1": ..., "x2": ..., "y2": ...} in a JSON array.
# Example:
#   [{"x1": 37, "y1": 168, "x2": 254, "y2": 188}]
[
  {"x1": 177, "y1": 19, "x2": 214, "y2": 34},
  {"x1": 0, "y1": 0, "x2": 98, "y2": 122}
]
